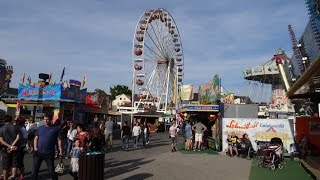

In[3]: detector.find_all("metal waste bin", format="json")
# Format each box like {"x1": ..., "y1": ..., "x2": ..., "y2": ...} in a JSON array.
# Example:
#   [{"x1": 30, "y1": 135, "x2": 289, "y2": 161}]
[
  {"x1": 79, "y1": 152, "x2": 105, "y2": 180},
  {"x1": 208, "y1": 137, "x2": 216, "y2": 151}
]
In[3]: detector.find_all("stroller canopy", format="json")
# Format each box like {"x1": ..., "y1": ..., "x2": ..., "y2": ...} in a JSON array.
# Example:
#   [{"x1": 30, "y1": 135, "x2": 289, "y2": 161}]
[{"x1": 270, "y1": 137, "x2": 283, "y2": 146}]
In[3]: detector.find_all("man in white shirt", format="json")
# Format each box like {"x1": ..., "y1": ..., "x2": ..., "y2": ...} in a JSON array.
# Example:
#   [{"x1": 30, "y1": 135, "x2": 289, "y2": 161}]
[{"x1": 169, "y1": 120, "x2": 178, "y2": 152}]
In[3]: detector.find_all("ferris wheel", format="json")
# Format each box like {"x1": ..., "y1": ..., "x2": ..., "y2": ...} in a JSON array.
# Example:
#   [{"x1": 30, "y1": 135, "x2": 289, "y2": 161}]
[{"x1": 132, "y1": 8, "x2": 184, "y2": 112}]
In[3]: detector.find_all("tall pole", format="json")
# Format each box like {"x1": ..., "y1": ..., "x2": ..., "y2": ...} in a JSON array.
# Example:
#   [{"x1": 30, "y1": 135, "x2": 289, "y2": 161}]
[
  {"x1": 164, "y1": 62, "x2": 171, "y2": 112},
  {"x1": 131, "y1": 72, "x2": 135, "y2": 127}
]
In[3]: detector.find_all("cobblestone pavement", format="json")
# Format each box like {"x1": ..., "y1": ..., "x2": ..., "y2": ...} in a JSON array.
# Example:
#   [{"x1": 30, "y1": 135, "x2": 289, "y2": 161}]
[{"x1": 15, "y1": 132, "x2": 252, "y2": 180}]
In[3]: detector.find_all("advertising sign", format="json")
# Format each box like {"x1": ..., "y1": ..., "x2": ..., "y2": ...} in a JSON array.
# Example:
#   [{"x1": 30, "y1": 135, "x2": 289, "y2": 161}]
[
  {"x1": 18, "y1": 83, "x2": 86, "y2": 103},
  {"x1": 180, "y1": 85, "x2": 194, "y2": 101},
  {"x1": 18, "y1": 84, "x2": 61, "y2": 100},
  {"x1": 209, "y1": 74, "x2": 221, "y2": 103},
  {"x1": 222, "y1": 118, "x2": 294, "y2": 153},
  {"x1": 187, "y1": 105, "x2": 219, "y2": 111}
]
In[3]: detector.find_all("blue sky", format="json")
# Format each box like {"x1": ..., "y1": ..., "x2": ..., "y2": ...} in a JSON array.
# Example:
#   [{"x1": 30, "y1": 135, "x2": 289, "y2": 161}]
[{"x1": 0, "y1": 1, "x2": 309, "y2": 98}]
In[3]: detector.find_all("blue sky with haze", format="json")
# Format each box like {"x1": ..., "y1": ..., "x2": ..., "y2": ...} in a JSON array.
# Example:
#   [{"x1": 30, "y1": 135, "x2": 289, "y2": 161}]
[{"x1": 0, "y1": 1, "x2": 309, "y2": 99}]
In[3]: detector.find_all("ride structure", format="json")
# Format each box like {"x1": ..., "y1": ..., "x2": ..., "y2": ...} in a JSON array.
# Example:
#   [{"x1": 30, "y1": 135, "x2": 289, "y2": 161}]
[
  {"x1": 131, "y1": 8, "x2": 184, "y2": 113},
  {"x1": 243, "y1": 49, "x2": 295, "y2": 118},
  {"x1": 0, "y1": 58, "x2": 13, "y2": 97}
]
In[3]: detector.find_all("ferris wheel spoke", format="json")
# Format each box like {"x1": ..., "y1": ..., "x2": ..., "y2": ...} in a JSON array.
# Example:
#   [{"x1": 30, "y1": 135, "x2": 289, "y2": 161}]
[
  {"x1": 147, "y1": 22, "x2": 167, "y2": 58},
  {"x1": 144, "y1": 52, "x2": 163, "y2": 69},
  {"x1": 145, "y1": 30, "x2": 166, "y2": 59},
  {"x1": 158, "y1": 22, "x2": 175, "y2": 59},
  {"x1": 150, "y1": 21, "x2": 166, "y2": 57},
  {"x1": 144, "y1": 44, "x2": 166, "y2": 61},
  {"x1": 158, "y1": 22, "x2": 173, "y2": 59}
]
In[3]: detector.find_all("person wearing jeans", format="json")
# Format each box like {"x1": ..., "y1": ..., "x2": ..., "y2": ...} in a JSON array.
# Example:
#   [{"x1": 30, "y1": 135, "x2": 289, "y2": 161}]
[
  {"x1": 132, "y1": 122, "x2": 141, "y2": 149},
  {"x1": 32, "y1": 113, "x2": 62, "y2": 180},
  {"x1": 121, "y1": 121, "x2": 131, "y2": 151}
]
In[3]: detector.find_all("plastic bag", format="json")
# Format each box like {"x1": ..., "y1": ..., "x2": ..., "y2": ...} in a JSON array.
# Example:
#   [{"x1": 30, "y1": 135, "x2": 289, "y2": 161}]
[{"x1": 55, "y1": 160, "x2": 65, "y2": 174}]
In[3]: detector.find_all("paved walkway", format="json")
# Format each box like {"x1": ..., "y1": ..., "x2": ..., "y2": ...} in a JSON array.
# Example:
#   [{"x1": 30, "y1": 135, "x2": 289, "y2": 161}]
[
  {"x1": 12, "y1": 133, "x2": 252, "y2": 180},
  {"x1": 105, "y1": 133, "x2": 251, "y2": 180}
]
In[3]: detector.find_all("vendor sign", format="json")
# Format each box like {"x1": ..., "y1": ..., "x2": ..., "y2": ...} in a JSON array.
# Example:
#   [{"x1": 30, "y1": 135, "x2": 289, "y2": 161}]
[
  {"x1": 222, "y1": 118, "x2": 294, "y2": 153},
  {"x1": 18, "y1": 84, "x2": 61, "y2": 100},
  {"x1": 18, "y1": 83, "x2": 86, "y2": 103}
]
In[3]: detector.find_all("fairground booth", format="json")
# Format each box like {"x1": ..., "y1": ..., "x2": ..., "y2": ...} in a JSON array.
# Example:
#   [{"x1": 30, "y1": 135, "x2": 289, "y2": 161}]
[
  {"x1": 177, "y1": 75, "x2": 221, "y2": 147},
  {"x1": 17, "y1": 73, "x2": 87, "y2": 124}
]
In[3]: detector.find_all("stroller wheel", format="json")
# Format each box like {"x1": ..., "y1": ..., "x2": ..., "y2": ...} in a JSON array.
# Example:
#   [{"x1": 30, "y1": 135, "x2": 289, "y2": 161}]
[
  {"x1": 270, "y1": 164, "x2": 276, "y2": 171},
  {"x1": 278, "y1": 164, "x2": 284, "y2": 169},
  {"x1": 246, "y1": 156, "x2": 251, "y2": 160},
  {"x1": 258, "y1": 161, "x2": 263, "y2": 168}
]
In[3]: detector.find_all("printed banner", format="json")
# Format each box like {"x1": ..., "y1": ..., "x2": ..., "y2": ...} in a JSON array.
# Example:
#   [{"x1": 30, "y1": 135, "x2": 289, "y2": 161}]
[
  {"x1": 209, "y1": 74, "x2": 221, "y2": 103},
  {"x1": 18, "y1": 84, "x2": 61, "y2": 100},
  {"x1": 180, "y1": 85, "x2": 194, "y2": 101},
  {"x1": 222, "y1": 118, "x2": 294, "y2": 153},
  {"x1": 198, "y1": 82, "x2": 211, "y2": 104},
  {"x1": 61, "y1": 88, "x2": 87, "y2": 102},
  {"x1": 18, "y1": 83, "x2": 86, "y2": 103}
]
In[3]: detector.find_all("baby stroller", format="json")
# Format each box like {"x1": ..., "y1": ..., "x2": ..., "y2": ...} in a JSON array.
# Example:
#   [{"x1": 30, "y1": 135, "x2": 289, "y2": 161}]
[
  {"x1": 258, "y1": 137, "x2": 284, "y2": 170},
  {"x1": 255, "y1": 140, "x2": 269, "y2": 158}
]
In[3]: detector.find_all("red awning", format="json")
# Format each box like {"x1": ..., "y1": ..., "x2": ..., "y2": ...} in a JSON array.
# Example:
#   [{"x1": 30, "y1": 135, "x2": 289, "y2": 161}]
[{"x1": 85, "y1": 96, "x2": 101, "y2": 109}]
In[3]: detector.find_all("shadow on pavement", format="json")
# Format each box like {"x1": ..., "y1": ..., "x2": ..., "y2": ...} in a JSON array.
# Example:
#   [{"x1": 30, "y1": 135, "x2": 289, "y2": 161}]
[
  {"x1": 122, "y1": 173, "x2": 153, "y2": 180},
  {"x1": 104, "y1": 158, "x2": 154, "y2": 179},
  {"x1": 23, "y1": 164, "x2": 71, "y2": 180},
  {"x1": 106, "y1": 141, "x2": 170, "y2": 153}
]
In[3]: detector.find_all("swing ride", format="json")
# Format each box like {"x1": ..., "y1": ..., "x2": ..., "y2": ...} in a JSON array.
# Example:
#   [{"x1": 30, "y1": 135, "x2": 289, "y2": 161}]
[{"x1": 243, "y1": 48, "x2": 295, "y2": 118}]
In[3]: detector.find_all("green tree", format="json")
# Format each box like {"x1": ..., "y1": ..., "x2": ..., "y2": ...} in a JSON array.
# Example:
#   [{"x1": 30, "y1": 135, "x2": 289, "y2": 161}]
[
  {"x1": 94, "y1": 88, "x2": 107, "y2": 105},
  {"x1": 109, "y1": 85, "x2": 132, "y2": 100}
]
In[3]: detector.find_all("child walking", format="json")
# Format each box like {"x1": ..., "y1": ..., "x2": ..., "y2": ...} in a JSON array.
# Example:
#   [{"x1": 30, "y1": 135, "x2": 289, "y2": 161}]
[{"x1": 70, "y1": 139, "x2": 81, "y2": 180}]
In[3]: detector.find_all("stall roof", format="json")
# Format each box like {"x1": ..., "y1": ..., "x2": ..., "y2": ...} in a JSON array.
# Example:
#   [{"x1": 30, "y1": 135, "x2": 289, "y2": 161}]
[
  {"x1": 178, "y1": 104, "x2": 220, "y2": 113},
  {"x1": 133, "y1": 111, "x2": 166, "y2": 117}
]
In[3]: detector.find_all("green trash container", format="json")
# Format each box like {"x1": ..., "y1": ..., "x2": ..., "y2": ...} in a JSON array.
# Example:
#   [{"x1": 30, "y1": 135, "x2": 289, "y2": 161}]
[
  {"x1": 208, "y1": 137, "x2": 217, "y2": 151},
  {"x1": 78, "y1": 152, "x2": 105, "y2": 180}
]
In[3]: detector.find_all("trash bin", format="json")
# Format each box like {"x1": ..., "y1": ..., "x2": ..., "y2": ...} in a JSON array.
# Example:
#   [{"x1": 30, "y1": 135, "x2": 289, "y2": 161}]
[
  {"x1": 78, "y1": 152, "x2": 105, "y2": 180},
  {"x1": 208, "y1": 137, "x2": 216, "y2": 151}
]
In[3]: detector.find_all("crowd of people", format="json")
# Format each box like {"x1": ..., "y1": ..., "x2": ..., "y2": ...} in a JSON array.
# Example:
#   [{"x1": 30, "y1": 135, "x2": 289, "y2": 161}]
[
  {"x1": 0, "y1": 114, "x2": 153, "y2": 180},
  {"x1": 0, "y1": 113, "x2": 110, "y2": 180},
  {"x1": 168, "y1": 117, "x2": 210, "y2": 153}
]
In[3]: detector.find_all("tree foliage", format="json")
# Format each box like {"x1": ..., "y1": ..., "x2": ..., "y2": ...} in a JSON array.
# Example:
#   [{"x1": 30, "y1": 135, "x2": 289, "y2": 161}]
[
  {"x1": 94, "y1": 88, "x2": 107, "y2": 104},
  {"x1": 109, "y1": 85, "x2": 132, "y2": 100}
]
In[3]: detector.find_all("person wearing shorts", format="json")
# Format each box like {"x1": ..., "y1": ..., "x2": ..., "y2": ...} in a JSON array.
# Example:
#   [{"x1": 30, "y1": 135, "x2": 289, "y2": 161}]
[
  {"x1": 229, "y1": 132, "x2": 239, "y2": 156},
  {"x1": 169, "y1": 120, "x2": 178, "y2": 152},
  {"x1": 104, "y1": 117, "x2": 114, "y2": 150},
  {"x1": 0, "y1": 115, "x2": 20, "y2": 180},
  {"x1": 192, "y1": 119, "x2": 207, "y2": 151}
]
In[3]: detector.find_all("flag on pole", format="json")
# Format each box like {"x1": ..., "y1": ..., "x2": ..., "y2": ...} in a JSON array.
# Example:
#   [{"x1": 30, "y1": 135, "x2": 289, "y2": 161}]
[
  {"x1": 48, "y1": 73, "x2": 52, "y2": 83},
  {"x1": 60, "y1": 67, "x2": 65, "y2": 83},
  {"x1": 81, "y1": 74, "x2": 87, "y2": 88},
  {"x1": 27, "y1": 75, "x2": 31, "y2": 85},
  {"x1": 20, "y1": 73, "x2": 25, "y2": 84}
]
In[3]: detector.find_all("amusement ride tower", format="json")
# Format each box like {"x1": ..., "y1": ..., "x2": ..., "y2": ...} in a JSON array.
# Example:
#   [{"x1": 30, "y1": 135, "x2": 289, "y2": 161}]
[{"x1": 243, "y1": 49, "x2": 295, "y2": 118}]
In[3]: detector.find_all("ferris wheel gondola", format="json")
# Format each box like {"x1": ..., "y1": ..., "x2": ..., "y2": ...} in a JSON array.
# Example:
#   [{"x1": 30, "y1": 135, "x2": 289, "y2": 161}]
[{"x1": 132, "y1": 8, "x2": 184, "y2": 112}]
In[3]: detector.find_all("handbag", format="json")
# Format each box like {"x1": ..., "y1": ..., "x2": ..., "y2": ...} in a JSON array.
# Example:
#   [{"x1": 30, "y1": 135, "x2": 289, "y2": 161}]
[{"x1": 55, "y1": 160, "x2": 65, "y2": 174}]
